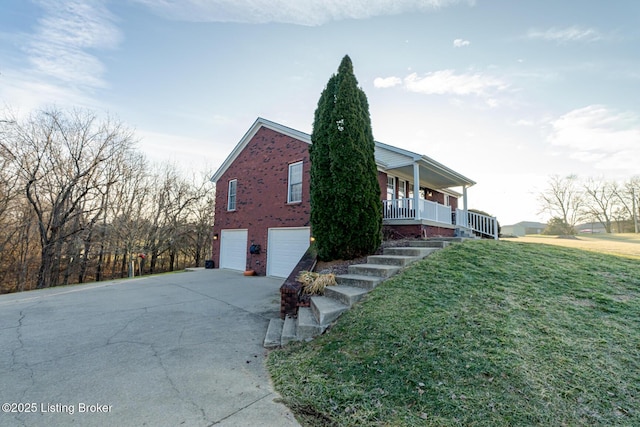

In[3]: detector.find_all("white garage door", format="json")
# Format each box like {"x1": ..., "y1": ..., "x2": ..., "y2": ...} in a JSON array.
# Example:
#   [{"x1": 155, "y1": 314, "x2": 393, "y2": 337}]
[
  {"x1": 220, "y1": 229, "x2": 248, "y2": 271},
  {"x1": 267, "y1": 227, "x2": 311, "y2": 278}
]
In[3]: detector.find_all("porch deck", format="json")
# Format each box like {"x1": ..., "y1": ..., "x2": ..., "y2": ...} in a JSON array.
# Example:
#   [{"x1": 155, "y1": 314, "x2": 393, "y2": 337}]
[{"x1": 383, "y1": 199, "x2": 498, "y2": 239}]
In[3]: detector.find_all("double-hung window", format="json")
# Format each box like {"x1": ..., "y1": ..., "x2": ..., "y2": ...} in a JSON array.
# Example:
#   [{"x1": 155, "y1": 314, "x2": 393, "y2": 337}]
[
  {"x1": 386, "y1": 176, "x2": 395, "y2": 200},
  {"x1": 288, "y1": 162, "x2": 303, "y2": 203},
  {"x1": 398, "y1": 180, "x2": 407, "y2": 198},
  {"x1": 227, "y1": 179, "x2": 237, "y2": 211}
]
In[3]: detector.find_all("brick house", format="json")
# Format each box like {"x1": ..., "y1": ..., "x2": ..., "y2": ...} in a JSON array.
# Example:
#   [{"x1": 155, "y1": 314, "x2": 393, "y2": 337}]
[{"x1": 211, "y1": 117, "x2": 495, "y2": 278}]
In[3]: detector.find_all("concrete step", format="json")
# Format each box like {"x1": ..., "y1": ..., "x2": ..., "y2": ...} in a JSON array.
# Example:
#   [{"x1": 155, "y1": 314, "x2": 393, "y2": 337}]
[
  {"x1": 324, "y1": 285, "x2": 369, "y2": 307},
  {"x1": 281, "y1": 315, "x2": 297, "y2": 346},
  {"x1": 296, "y1": 307, "x2": 323, "y2": 340},
  {"x1": 429, "y1": 237, "x2": 465, "y2": 243},
  {"x1": 457, "y1": 230, "x2": 480, "y2": 239},
  {"x1": 383, "y1": 247, "x2": 439, "y2": 257},
  {"x1": 264, "y1": 318, "x2": 283, "y2": 349},
  {"x1": 367, "y1": 254, "x2": 420, "y2": 267},
  {"x1": 311, "y1": 296, "x2": 349, "y2": 326},
  {"x1": 335, "y1": 274, "x2": 383, "y2": 290},
  {"x1": 407, "y1": 240, "x2": 449, "y2": 248},
  {"x1": 348, "y1": 263, "x2": 400, "y2": 278},
  {"x1": 264, "y1": 238, "x2": 455, "y2": 347}
]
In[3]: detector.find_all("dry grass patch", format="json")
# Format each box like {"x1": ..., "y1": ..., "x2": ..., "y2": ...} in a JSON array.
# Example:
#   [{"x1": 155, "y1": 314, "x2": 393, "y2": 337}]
[{"x1": 504, "y1": 233, "x2": 640, "y2": 259}]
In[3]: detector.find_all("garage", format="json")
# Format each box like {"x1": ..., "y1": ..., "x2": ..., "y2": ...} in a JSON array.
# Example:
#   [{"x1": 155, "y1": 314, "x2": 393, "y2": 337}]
[
  {"x1": 267, "y1": 227, "x2": 311, "y2": 278},
  {"x1": 219, "y1": 229, "x2": 248, "y2": 271}
]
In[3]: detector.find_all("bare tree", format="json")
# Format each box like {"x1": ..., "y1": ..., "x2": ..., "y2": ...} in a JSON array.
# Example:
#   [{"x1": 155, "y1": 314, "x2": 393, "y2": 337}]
[
  {"x1": 0, "y1": 108, "x2": 135, "y2": 288},
  {"x1": 143, "y1": 164, "x2": 205, "y2": 272},
  {"x1": 0, "y1": 153, "x2": 25, "y2": 292},
  {"x1": 107, "y1": 152, "x2": 150, "y2": 278},
  {"x1": 538, "y1": 174, "x2": 585, "y2": 231},
  {"x1": 0, "y1": 148, "x2": 20, "y2": 252},
  {"x1": 583, "y1": 178, "x2": 619, "y2": 233},
  {"x1": 2, "y1": 106, "x2": 217, "y2": 293},
  {"x1": 182, "y1": 183, "x2": 215, "y2": 268},
  {"x1": 613, "y1": 176, "x2": 640, "y2": 233}
]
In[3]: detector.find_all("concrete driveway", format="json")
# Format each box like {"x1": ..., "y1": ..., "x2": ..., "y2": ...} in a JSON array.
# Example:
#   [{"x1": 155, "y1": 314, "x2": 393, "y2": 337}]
[{"x1": 0, "y1": 269, "x2": 300, "y2": 426}]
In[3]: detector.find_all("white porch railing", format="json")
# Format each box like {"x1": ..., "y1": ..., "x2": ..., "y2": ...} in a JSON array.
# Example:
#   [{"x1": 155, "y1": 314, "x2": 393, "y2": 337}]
[
  {"x1": 382, "y1": 200, "x2": 499, "y2": 239},
  {"x1": 455, "y1": 209, "x2": 498, "y2": 240},
  {"x1": 383, "y1": 199, "x2": 452, "y2": 224}
]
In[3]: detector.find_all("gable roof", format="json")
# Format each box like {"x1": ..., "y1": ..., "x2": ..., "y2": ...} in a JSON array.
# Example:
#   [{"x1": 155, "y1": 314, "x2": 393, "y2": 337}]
[
  {"x1": 375, "y1": 142, "x2": 475, "y2": 189},
  {"x1": 211, "y1": 117, "x2": 475, "y2": 189},
  {"x1": 210, "y1": 117, "x2": 310, "y2": 183}
]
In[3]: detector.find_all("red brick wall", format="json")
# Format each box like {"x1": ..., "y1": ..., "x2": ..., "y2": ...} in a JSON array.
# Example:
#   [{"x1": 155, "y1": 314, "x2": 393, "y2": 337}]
[
  {"x1": 212, "y1": 127, "x2": 311, "y2": 275},
  {"x1": 425, "y1": 188, "x2": 459, "y2": 211},
  {"x1": 384, "y1": 224, "x2": 455, "y2": 239},
  {"x1": 450, "y1": 196, "x2": 458, "y2": 211},
  {"x1": 377, "y1": 171, "x2": 388, "y2": 200}
]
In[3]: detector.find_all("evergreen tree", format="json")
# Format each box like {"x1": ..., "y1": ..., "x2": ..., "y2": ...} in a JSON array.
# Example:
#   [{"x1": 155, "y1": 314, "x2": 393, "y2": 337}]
[
  {"x1": 310, "y1": 55, "x2": 382, "y2": 260},
  {"x1": 309, "y1": 75, "x2": 336, "y2": 259}
]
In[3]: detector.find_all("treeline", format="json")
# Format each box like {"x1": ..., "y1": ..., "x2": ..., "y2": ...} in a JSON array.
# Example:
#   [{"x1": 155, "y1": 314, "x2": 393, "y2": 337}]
[
  {"x1": 538, "y1": 174, "x2": 639, "y2": 234},
  {"x1": 0, "y1": 108, "x2": 214, "y2": 293}
]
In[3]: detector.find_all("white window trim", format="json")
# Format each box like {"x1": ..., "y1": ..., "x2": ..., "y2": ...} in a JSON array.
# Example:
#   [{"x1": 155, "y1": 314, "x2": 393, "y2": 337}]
[
  {"x1": 287, "y1": 161, "x2": 303, "y2": 203},
  {"x1": 398, "y1": 179, "x2": 407, "y2": 199},
  {"x1": 227, "y1": 179, "x2": 237, "y2": 211},
  {"x1": 386, "y1": 176, "x2": 395, "y2": 200}
]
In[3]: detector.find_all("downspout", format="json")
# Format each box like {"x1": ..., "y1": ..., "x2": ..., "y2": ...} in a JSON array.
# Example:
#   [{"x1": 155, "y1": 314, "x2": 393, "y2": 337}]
[{"x1": 633, "y1": 187, "x2": 638, "y2": 234}]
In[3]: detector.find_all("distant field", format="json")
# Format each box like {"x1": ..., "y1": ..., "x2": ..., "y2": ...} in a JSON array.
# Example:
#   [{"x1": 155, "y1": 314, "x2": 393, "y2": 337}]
[{"x1": 502, "y1": 233, "x2": 640, "y2": 259}]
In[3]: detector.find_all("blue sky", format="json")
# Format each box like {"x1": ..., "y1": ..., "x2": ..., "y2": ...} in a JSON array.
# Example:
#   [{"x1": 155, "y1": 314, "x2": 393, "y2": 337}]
[{"x1": 1, "y1": 0, "x2": 639, "y2": 225}]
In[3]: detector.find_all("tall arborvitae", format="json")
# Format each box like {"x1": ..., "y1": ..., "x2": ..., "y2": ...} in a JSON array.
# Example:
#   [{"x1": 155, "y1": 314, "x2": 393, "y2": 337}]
[
  {"x1": 310, "y1": 55, "x2": 382, "y2": 260},
  {"x1": 309, "y1": 74, "x2": 337, "y2": 259}
]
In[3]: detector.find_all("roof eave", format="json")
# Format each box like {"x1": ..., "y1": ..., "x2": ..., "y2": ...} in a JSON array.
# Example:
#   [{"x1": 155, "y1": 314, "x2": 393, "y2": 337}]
[
  {"x1": 210, "y1": 117, "x2": 311, "y2": 183},
  {"x1": 420, "y1": 156, "x2": 476, "y2": 188},
  {"x1": 376, "y1": 140, "x2": 475, "y2": 187}
]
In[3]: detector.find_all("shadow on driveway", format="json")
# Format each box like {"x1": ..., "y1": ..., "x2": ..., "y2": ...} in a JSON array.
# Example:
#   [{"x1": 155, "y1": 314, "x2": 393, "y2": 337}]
[{"x1": 0, "y1": 269, "x2": 300, "y2": 426}]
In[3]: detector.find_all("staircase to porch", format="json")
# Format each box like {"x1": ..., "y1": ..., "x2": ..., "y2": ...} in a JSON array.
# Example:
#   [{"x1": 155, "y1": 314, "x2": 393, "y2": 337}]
[{"x1": 264, "y1": 238, "x2": 464, "y2": 348}]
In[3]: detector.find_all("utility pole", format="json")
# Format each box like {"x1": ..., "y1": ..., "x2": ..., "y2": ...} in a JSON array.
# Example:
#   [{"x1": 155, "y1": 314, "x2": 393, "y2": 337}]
[{"x1": 633, "y1": 187, "x2": 639, "y2": 234}]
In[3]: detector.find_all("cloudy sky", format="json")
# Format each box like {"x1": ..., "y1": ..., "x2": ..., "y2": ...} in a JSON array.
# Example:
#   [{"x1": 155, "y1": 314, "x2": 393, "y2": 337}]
[{"x1": 1, "y1": 0, "x2": 638, "y2": 224}]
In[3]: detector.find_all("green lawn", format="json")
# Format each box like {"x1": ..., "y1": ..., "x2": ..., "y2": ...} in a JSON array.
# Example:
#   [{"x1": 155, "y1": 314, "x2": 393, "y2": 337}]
[{"x1": 267, "y1": 240, "x2": 640, "y2": 426}]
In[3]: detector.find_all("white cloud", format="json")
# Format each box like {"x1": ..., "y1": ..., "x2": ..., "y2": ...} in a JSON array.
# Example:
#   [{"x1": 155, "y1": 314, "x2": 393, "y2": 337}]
[
  {"x1": 453, "y1": 38, "x2": 470, "y2": 47},
  {"x1": 373, "y1": 76, "x2": 402, "y2": 88},
  {"x1": 26, "y1": 0, "x2": 122, "y2": 88},
  {"x1": 134, "y1": 0, "x2": 472, "y2": 26},
  {"x1": 515, "y1": 119, "x2": 535, "y2": 127},
  {"x1": 402, "y1": 70, "x2": 508, "y2": 97},
  {"x1": 136, "y1": 129, "x2": 226, "y2": 173},
  {"x1": 486, "y1": 98, "x2": 499, "y2": 108},
  {"x1": 526, "y1": 26, "x2": 603, "y2": 43},
  {"x1": 0, "y1": 69, "x2": 103, "y2": 116},
  {"x1": 547, "y1": 105, "x2": 640, "y2": 172}
]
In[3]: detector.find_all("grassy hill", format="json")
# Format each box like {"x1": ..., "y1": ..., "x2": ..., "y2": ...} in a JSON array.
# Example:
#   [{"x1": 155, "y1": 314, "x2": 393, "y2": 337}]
[
  {"x1": 267, "y1": 240, "x2": 640, "y2": 426},
  {"x1": 504, "y1": 233, "x2": 640, "y2": 259}
]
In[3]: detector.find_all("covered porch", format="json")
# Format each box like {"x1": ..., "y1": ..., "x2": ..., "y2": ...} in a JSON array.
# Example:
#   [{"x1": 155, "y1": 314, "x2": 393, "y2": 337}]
[
  {"x1": 376, "y1": 142, "x2": 497, "y2": 239},
  {"x1": 382, "y1": 200, "x2": 498, "y2": 240}
]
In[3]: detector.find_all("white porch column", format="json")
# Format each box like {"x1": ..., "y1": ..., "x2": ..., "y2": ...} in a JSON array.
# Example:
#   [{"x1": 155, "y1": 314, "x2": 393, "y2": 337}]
[
  {"x1": 463, "y1": 185, "x2": 468, "y2": 212},
  {"x1": 413, "y1": 162, "x2": 421, "y2": 220},
  {"x1": 462, "y1": 185, "x2": 469, "y2": 227}
]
